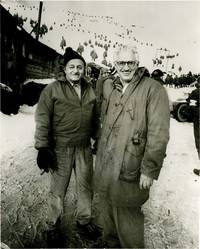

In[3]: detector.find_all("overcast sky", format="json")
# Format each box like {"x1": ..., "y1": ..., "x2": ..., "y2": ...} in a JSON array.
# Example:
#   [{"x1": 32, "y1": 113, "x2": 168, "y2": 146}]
[{"x1": 2, "y1": 1, "x2": 200, "y2": 74}]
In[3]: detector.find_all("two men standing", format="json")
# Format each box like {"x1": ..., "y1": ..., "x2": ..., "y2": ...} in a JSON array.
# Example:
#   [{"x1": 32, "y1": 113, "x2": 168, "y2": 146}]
[{"x1": 35, "y1": 45, "x2": 170, "y2": 248}]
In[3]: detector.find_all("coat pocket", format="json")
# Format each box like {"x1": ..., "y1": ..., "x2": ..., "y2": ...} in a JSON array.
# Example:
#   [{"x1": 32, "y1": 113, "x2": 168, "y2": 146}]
[
  {"x1": 127, "y1": 132, "x2": 146, "y2": 156},
  {"x1": 108, "y1": 180, "x2": 149, "y2": 207},
  {"x1": 119, "y1": 132, "x2": 146, "y2": 182}
]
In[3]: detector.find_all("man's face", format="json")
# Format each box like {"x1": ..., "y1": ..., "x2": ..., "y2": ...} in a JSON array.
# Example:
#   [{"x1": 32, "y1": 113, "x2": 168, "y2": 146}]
[
  {"x1": 114, "y1": 50, "x2": 138, "y2": 83},
  {"x1": 64, "y1": 59, "x2": 84, "y2": 83},
  {"x1": 102, "y1": 70, "x2": 109, "y2": 78}
]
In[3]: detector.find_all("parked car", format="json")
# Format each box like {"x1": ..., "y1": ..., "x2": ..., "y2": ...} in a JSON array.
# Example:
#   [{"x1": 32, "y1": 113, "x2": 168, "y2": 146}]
[
  {"x1": 166, "y1": 81, "x2": 196, "y2": 122},
  {"x1": 21, "y1": 81, "x2": 47, "y2": 106},
  {"x1": 0, "y1": 83, "x2": 20, "y2": 115}
]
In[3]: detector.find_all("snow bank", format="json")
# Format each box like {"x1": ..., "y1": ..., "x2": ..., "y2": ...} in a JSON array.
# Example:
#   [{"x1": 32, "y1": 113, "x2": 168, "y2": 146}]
[
  {"x1": 166, "y1": 86, "x2": 195, "y2": 102},
  {"x1": 23, "y1": 78, "x2": 56, "y2": 85},
  {"x1": 144, "y1": 118, "x2": 200, "y2": 248},
  {"x1": 0, "y1": 105, "x2": 36, "y2": 156}
]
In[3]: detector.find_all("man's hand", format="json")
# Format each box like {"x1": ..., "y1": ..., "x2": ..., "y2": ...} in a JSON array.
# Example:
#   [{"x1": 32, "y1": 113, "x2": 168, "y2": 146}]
[
  {"x1": 139, "y1": 173, "x2": 153, "y2": 190},
  {"x1": 37, "y1": 148, "x2": 57, "y2": 173}
]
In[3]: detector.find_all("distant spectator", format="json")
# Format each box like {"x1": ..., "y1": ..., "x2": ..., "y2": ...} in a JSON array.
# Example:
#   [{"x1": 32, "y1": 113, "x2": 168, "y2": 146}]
[
  {"x1": 151, "y1": 69, "x2": 165, "y2": 85},
  {"x1": 95, "y1": 67, "x2": 117, "y2": 122},
  {"x1": 187, "y1": 77, "x2": 200, "y2": 175},
  {"x1": 87, "y1": 64, "x2": 101, "y2": 89},
  {"x1": 99, "y1": 68, "x2": 110, "y2": 78},
  {"x1": 165, "y1": 74, "x2": 174, "y2": 88},
  {"x1": 173, "y1": 76, "x2": 179, "y2": 88}
]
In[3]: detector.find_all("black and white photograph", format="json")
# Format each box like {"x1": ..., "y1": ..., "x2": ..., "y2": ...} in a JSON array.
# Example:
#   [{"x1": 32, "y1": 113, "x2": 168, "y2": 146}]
[{"x1": 0, "y1": 1, "x2": 200, "y2": 248}]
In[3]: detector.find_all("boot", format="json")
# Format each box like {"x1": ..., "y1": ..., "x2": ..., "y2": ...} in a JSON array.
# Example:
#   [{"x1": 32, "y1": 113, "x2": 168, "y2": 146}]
[
  {"x1": 76, "y1": 221, "x2": 102, "y2": 240},
  {"x1": 46, "y1": 219, "x2": 66, "y2": 248}
]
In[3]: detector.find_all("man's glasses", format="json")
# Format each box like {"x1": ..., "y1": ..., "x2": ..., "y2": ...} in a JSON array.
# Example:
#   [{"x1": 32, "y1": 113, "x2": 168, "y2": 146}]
[{"x1": 116, "y1": 61, "x2": 138, "y2": 69}]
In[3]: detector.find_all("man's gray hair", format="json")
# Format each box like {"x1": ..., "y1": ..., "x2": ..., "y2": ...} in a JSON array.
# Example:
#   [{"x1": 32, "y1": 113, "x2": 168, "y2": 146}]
[{"x1": 113, "y1": 45, "x2": 139, "y2": 62}]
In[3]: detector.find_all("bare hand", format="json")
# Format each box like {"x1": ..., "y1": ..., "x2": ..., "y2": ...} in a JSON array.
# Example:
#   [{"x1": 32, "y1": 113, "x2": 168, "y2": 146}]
[{"x1": 139, "y1": 174, "x2": 153, "y2": 190}]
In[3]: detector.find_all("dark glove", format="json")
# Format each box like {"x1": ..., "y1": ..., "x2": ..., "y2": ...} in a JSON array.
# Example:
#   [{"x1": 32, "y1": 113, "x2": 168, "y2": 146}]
[{"x1": 37, "y1": 148, "x2": 57, "y2": 173}]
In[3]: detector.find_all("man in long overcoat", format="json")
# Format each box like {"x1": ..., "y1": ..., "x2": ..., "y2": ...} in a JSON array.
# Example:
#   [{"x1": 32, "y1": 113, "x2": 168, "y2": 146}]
[{"x1": 94, "y1": 45, "x2": 170, "y2": 248}]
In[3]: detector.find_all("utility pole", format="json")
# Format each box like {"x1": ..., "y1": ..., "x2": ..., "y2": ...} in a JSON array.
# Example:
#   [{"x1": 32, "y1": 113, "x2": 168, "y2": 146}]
[{"x1": 36, "y1": 1, "x2": 43, "y2": 40}]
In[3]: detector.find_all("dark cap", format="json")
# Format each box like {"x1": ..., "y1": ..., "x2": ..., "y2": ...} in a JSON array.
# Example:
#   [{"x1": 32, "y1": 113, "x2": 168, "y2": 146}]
[
  {"x1": 109, "y1": 67, "x2": 117, "y2": 75},
  {"x1": 63, "y1": 47, "x2": 86, "y2": 66},
  {"x1": 151, "y1": 69, "x2": 164, "y2": 77}
]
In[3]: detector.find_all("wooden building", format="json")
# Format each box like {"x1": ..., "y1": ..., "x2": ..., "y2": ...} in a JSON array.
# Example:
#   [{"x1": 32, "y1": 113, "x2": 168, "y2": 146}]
[{"x1": 0, "y1": 4, "x2": 61, "y2": 92}]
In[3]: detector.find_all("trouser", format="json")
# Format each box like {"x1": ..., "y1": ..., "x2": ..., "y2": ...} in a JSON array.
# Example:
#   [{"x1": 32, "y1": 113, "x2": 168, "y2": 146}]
[
  {"x1": 46, "y1": 145, "x2": 93, "y2": 228},
  {"x1": 193, "y1": 116, "x2": 199, "y2": 159},
  {"x1": 99, "y1": 197, "x2": 144, "y2": 248}
]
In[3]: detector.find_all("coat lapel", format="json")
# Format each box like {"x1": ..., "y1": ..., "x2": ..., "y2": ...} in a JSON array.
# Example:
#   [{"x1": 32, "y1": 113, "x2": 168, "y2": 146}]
[{"x1": 107, "y1": 72, "x2": 144, "y2": 137}]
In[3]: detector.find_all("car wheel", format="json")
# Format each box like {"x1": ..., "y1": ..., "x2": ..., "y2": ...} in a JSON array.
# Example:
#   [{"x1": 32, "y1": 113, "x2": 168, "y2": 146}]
[{"x1": 174, "y1": 103, "x2": 190, "y2": 122}]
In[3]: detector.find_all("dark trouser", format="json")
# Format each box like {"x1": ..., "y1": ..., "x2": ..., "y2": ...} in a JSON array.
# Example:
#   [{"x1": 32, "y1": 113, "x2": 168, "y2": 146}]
[
  {"x1": 99, "y1": 197, "x2": 144, "y2": 248},
  {"x1": 193, "y1": 116, "x2": 199, "y2": 159}
]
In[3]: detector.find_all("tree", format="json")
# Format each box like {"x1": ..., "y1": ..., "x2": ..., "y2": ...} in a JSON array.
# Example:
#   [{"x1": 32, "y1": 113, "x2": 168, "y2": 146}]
[
  {"x1": 13, "y1": 13, "x2": 27, "y2": 27},
  {"x1": 83, "y1": 41, "x2": 88, "y2": 46},
  {"x1": 77, "y1": 43, "x2": 84, "y2": 55},
  {"x1": 30, "y1": 19, "x2": 48, "y2": 38},
  {"x1": 101, "y1": 59, "x2": 108, "y2": 66},
  {"x1": 60, "y1": 36, "x2": 66, "y2": 50},
  {"x1": 12, "y1": 3, "x2": 48, "y2": 39},
  {"x1": 90, "y1": 50, "x2": 98, "y2": 61},
  {"x1": 103, "y1": 51, "x2": 107, "y2": 58},
  {"x1": 104, "y1": 44, "x2": 108, "y2": 51},
  {"x1": 39, "y1": 24, "x2": 48, "y2": 37},
  {"x1": 29, "y1": 19, "x2": 37, "y2": 36}
]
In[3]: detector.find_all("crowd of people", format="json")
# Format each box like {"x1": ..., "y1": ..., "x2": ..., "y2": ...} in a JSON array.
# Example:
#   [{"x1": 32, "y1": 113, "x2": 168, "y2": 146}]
[
  {"x1": 164, "y1": 72, "x2": 199, "y2": 88},
  {"x1": 34, "y1": 45, "x2": 199, "y2": 248}
]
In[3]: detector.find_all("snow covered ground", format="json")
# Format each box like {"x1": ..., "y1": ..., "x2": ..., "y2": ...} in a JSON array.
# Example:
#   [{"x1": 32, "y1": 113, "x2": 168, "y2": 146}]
[
  {"x1": 0, "y1": 105, "x2": 36, "y2": 156},
  {"x1": 0, "y1": 87, "x2": 200, "y2": 248}
]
